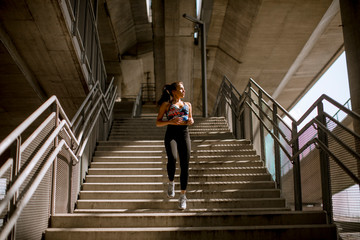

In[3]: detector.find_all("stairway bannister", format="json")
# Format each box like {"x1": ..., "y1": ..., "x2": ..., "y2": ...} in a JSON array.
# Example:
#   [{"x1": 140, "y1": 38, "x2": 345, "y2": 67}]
[
  {"x1": 213, "y1": 75, "x2": 360, "y2": 233},
  {"x1": 0, "y1": 79, "x2": 117, "y2": 240}
]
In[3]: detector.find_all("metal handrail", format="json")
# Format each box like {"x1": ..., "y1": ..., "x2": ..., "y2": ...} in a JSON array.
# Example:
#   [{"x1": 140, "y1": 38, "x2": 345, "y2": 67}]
[
  {"x1": 213, "y1": 76, "x2": 360, "y2": 225},
  {"x1": 0, "y1": 96, "x2": 70, "y2": 156},
  {"x1": 0, "y1": 158, "x2": 12, "y2": 178},
  {"x1": 0, "y1": 79, "x2": 117, "y2": 239},
  {"x1": 0, "y1": 139, "x2": 76, "y2": 240},
  {"x1": 249, "y1": 77, "x2": 296, "y2": 123},
  {"x1": 132, "y1": 86, "x2": 143, "y2": 118},
  {"x1": 0, "y1": 120, "x2": 76, "y2": 214},
  {"x1": 245, "y1": 100, "x2": 293, "y2": 160},
  {"x1": 296, "y1": 94, "x2": 360, "y2": 126}
]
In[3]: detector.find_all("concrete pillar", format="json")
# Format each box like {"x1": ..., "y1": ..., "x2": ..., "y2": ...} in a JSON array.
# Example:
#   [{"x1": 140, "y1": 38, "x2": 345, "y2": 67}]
[
  {"x1": 339, "y1": 0, "x2": 360, "y2": 178},
  {"x1": 152, "y1": 0, "x2": 166, "y2": 102},
  {"x1": 164, "y1": 0, "x2": 195, "y2": 103},
  {"x1": 339, "y1": 0, "x2": 360, "y2": 117},
  {"x1": 153, "y1": 0, "x2": 196, "y2": 103}
]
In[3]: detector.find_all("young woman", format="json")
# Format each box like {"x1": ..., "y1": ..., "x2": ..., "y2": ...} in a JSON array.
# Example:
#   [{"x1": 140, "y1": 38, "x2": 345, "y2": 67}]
[{"x1": 156, "y1": 82, "x2": 194, "y2": 210}]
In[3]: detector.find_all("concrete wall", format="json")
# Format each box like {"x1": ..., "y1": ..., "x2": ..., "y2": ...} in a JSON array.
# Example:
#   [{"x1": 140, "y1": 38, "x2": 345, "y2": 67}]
[
  {"x1": 120, "y1": 59, "x2": 144, "y2": 98},
  {"x1": 120, "y1": 52, "x2": 155, "y2": 100},
  {"x1": 153, "y1": 0, "x2": 196, "y2": 106}
]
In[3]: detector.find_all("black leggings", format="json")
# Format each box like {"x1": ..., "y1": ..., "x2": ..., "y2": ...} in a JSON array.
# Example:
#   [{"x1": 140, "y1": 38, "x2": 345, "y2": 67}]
[{"x1": 164, "y1": 125, "x2": 191, "y2": 191}]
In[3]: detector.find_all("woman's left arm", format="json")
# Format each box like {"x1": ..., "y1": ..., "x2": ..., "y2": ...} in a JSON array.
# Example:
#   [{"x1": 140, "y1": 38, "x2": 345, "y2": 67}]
[{"x1": 186, "y1": 102, "x2": 194, "y2": 125}]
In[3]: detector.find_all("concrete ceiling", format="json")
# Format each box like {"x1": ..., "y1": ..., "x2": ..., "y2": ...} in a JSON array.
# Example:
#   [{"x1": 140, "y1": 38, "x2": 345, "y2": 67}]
[
  {"x1": 0, "y1": 0, "x2": 345, "y2": 139},
  {"x1": 98, "y1": 0, "x2": 344, "y2": 112},
  {"x1": 0, "y1": 0, "x2": 88, "y2": 139},
  {"x1": 203, "y1": 0, "x2": 343, "y2": 110},
  {"x1": 99, "y1": 0, "x2": 153, "y2": 59}
]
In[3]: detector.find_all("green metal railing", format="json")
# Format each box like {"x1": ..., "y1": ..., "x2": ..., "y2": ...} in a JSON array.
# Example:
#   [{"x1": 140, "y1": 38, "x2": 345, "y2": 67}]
[
  {"x1": 213, "y1": 76, "x2": 360, "y2": 235},
  {"x1": 0, "y1": 79, "x2": 117, "y2": 240}
]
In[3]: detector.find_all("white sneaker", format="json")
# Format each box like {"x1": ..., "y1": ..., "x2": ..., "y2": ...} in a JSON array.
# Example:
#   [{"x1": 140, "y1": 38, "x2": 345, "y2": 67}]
[
  {"x1": 167, "y1": 182, "x2": 175, "y2": 198},
  {"x1": 178, "y1": 194, "x2": 187, "y2": 210}
]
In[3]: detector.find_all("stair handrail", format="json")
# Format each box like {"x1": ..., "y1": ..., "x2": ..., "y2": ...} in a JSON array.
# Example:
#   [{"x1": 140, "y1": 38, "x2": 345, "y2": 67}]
[
  {"x1": 132, "y1": 86, "x2": 143, "y2": 118},
  {"x1": 0, "y1": 78, "x2": 117, "y2": 239},
  {"x1": 0, "y1": 96, "x2": 71, "y2": 156},
  {"x1": 71, "y1": 77, "x2": 117, "y2": 154},
  {"x1": 213, "y1": 75, "x2": 360, "y2": 225}
]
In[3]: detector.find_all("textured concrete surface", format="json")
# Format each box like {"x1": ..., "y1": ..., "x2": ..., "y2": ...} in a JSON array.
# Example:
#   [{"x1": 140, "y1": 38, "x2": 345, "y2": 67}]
[{"x1": 0, "y1": 0, "x2": 346, "y2": 139}]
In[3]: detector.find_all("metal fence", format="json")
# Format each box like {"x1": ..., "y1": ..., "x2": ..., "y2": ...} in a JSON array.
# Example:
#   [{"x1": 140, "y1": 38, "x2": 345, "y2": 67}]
[
  {"x1": 60, "y1": 0, "x2": 107, "y2": 92},
  {"x1": 141, "y1": 83, "x2": 156, "y2": 103},
  {"x1": 0, "y1": 79, "x2": 117, "y2": 240},
  {"x1": 132, "y1": 83, "x2": 156, "y2": 118},
  {"x1": 213, "y1": 76, "x2": 360, "y2": 238}
]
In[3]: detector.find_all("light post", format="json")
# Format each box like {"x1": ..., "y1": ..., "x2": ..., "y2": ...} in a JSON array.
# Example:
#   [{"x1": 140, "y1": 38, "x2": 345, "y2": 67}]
[{"x1": 183, "y1": 13, "x2": 207, "y2": 117}]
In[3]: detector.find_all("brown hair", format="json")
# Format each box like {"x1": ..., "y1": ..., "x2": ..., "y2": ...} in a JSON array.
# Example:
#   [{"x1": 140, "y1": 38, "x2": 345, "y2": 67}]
[{"x1": 157, "y1": 82, "x2": 183, "y2": 106}]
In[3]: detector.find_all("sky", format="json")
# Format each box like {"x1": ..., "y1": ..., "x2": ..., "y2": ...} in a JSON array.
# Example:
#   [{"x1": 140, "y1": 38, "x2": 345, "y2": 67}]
[
  {"x1": 196, "y1": 0, "x2": 202, "y2": 18},
  {"x1": 284, "y1": 51, "x2": 350, "y2": 128}
]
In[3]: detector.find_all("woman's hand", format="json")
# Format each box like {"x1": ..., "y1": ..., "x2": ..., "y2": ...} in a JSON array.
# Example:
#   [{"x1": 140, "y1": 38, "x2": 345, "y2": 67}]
[
  {"x1": 171, "y1": 117, "x2": 194, "y2": 126},
  {"x1": 169, "y1": 117, "x2": 184, "y2": 125},
  {"x1": 186, "y1": 117, "x2": 194, "y2": 125}
]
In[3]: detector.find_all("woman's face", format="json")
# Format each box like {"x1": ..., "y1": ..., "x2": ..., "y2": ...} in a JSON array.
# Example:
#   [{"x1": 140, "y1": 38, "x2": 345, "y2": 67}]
[{"x1": 173, "y1": 83, "x2": 185, "y2": 99}]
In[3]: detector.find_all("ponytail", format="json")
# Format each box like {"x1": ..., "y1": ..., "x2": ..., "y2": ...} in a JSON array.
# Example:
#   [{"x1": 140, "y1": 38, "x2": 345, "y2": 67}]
[
  {"x1": 157, "y1": 84, "x2": 173, "y2": 106},
  {"x1": 157, "y1": 81, "x2": 184, "y2": 106}
]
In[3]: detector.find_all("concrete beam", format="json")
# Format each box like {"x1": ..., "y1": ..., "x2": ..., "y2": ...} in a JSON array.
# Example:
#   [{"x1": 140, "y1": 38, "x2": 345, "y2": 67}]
[
  {"x1": 272, "y1": 0, "x2": 340, "y2": 100},
  {"x1": 0, "y1": 23, "x2": 47, "y2": 102}
]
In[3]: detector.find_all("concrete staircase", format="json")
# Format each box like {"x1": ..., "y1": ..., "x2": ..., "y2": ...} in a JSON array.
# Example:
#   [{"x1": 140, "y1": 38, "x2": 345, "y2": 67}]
[{"x1": 45, "y1": 117, "x2": 337, "y2": 239}]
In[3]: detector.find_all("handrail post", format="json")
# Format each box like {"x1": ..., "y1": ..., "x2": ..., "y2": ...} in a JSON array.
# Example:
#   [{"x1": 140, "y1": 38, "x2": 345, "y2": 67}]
[
  {"x1": 273, "y1": 105, "x2": 281, "y2": 189},
  {"x1": 68, "y1": 163, "x2": 73, "y2": 213},
  {"x1": 201, "y1": 22, "x2": 207, "y2": 118},
  {"x1": 292, "y1": 122, "x2": 302, "y2": 210},
  {"x1": 317, "y1": 102, "x2": 333, "y2": 223},
  {"x1": 9, "y1": 137, "x2": 21, "y2": 240},
  {"x1": 239, "y1": 104, "x2": 245, "y2": 139},
  {"x1": 220, "y1": 89, "x2": 225, "y2": 117},
  {"x1": 230, "y1": 85, "x2": 238, "y2": 138},
  {"x1": 51, "y1": 104, "x2": 59, "y2": 216},
  {"x1": 248, "y1": 83, "x2": 253, "y2": 142},
  {"x1": 258, "y1": 91, "x2": 266, "y2": 162}
]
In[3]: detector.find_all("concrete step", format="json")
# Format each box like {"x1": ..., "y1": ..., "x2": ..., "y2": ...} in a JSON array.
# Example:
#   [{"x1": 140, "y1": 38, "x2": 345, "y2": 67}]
[
  {"x1": 112, "y1": 119, "x2": 229, "y2": 124},
  {"x1": 109, "y1": 127, "x2": 231, "y2": 132},
  {"x1": 110, "y1": 127, "x2": 231, "y2": 131},
  {"x1": 109, "y1": 132, "x2": 234, "y2": 141},
  {"x1": 108, "y1": 135, "x2": 235, "y2": 140},
  {"x1": 90, "y1": 160, "x2": 264, "y2": 168},
  {"x1": 83, "y1": 173, "x2": 272, "y2": 183},
  {"x1": 111, "y1": 123, "x2": 230, "y2": 127},
  {"x1": 96, "y1": 139, "x2": 252, "y2": 147},
  {"x1": 75, "y1": 198, "x2": 286, "y2": 210},
  {"x1": 92, "y1": 156, "x2": 164, "y2": 162},
  {"x1": 112, "y1": 117, "x2": 228, "y2": 122},
  {"x1": 81, "y1": 181, "x2": 276, "y2": 191},
  {"x1": 94, "y1": 150, "x2": 165, "y2": 157},
  {"x1": 87, "y1": 166, "x2": 267, "y2": 175},
  {"x1": 95, "y1": 144, "x2": 254, "y2": 152},
  {"x1": 110, "y1": 127, "x2": 231, "y2": 133},
  {"x1": 73, "y1": 207, "x2": 291, "y2": 214},
  {"x1": 110, "y1": 125, "x2": 230, "y2": 130},
  {"x1": 91, "y1": 154, "x2": 260, "y2": 162},
  {"x1": 45, "y1": 224, "x2": 338, "y2": 240},
  {"x1": 93, "y1": 149, "x2": 257, "y2": 157},
  {"x1": 110, "y1": 128, "x2": 231, "y2": 132},
  {"x1": 79, "y1": 189, "x2": 281, "y2": 200},
  {"x1": 50, "y1": 211, "x2": 328, "y2": 228}
]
